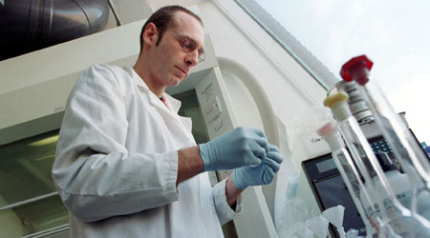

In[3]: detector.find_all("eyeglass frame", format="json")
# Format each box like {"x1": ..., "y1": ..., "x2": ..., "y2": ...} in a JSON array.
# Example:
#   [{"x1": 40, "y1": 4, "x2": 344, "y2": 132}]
[{"x1": 170, "y1": 29, "x2": 206, "y2": 63}]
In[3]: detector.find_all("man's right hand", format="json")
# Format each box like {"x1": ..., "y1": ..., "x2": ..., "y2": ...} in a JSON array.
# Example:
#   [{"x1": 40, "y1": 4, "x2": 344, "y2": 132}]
[
  {"x1": 199, "y1": 127, "x2": 268, "y2": 171},
  {"x1": 231, "y1": 144, "x2": 283, "y2": 189}
]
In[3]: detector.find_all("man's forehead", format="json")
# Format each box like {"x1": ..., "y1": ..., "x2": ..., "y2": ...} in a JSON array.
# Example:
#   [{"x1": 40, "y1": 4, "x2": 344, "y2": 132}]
[
  {"x1": 172, "y1": 12, "x2": 203, "y2": 31},
  {"x1": 172, "y1": 10, "x2": 202, "y2": 25},
  {"x1": 171, "y1": 12, "x2": 205, "y2": 47}
]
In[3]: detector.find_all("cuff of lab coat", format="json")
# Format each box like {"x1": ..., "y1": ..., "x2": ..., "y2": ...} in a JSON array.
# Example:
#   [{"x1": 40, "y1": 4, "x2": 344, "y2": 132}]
[
  {"x1": 212, "y1": 178, "x2": 243, "y2": 225},
  {"x1": 166, "y1": 150, "x2": 180, "y2": 200}
]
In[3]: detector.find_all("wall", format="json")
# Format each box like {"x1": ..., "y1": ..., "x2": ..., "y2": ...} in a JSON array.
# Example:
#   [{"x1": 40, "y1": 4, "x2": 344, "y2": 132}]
[
  {"x1": 197, "y1": 0, "x2": 328, "y2": 218},
  {"x1": 191, "y1": 0, "x2": 329, "y2": 232}
]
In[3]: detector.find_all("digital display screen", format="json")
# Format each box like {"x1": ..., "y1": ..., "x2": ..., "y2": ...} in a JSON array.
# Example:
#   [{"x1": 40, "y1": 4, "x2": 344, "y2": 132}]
[{"x1": 316, "y1": 158, "x2": 337, "y2": 173}]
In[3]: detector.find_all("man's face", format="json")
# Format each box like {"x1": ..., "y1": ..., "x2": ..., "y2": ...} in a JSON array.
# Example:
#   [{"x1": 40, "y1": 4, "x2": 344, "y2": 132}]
[{"x1": 149, "y1": 11, "x2": 205, "y2": 87}]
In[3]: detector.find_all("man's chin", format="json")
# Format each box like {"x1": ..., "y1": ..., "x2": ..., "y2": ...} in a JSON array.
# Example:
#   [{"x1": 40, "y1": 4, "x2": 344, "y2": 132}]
[
  {"x1": 175, "y1": 76, "x2": 187, "y2": 86},
  {"x1": 167, "y1": 79, "x2": 182, "y2": 88}
]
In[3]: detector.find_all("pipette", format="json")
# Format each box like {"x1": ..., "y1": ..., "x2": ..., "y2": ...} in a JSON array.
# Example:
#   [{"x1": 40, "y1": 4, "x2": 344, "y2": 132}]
[
  {"x1": 340, "y1": 55, "x2": 430, "y2": 225},
  {"x1": 324, "y1": 92, "x2": 429, "y2": 237},
  {"x1": 318, "y1": 122, "x2": 378, "y2": 237}
]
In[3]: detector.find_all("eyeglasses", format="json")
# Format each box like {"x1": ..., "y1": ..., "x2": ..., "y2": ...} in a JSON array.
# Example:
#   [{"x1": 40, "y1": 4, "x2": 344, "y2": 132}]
[{"x1": 172, "y1": 31, "x2": 206, "y2": 63}]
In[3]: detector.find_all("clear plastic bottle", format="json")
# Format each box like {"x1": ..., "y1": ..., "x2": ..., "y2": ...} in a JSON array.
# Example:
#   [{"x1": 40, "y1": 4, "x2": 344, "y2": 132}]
[
  {"x1": 324, "y1": 92, "x2": 428, "y2": 237},
  {"x1": 340, "y1": 55, "x2": 430, "y2": 225},
  {"x1": 317, "y1": 122, "x2": 378, "y2": 237}
]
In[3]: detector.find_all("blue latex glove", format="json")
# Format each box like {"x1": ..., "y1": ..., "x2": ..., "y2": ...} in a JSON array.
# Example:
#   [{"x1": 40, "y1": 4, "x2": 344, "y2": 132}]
[
  {"x1": 232, "y1": 144, "x2": 283, "y2": 189},
  {"x1": 199, "y1": 127, "x2": 269, "y2": 171}
]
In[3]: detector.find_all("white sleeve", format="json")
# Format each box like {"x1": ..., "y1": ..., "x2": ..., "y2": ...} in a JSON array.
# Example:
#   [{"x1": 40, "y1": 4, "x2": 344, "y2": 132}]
[
  {"x1": 52, "y1": 65, "x2": 178, "y2": 222},
  {"x1": 212, "y1": 179, "x2": 243, "y2": 225}
]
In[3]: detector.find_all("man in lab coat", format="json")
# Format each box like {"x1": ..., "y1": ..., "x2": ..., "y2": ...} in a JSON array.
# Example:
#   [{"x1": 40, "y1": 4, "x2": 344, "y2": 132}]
[{"x1": 52, "y1": 5, "x2": 283, "y2": 238}]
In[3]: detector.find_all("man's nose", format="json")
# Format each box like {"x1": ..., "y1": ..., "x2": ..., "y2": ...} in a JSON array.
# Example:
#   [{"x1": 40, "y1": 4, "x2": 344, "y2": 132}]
[{"x1": 185, "y1": 50, "x2": 199, "y2": 66}]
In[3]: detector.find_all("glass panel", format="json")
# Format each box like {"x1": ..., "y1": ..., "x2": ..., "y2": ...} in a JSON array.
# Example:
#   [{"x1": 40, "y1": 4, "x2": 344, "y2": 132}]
[
  {"x1": 235, "y1": 0, "x2": 430, "y2": 144},
  {"x1": 0, "y1": 196, "x2": 69, "y2": 236},
  {"x1": 0, "y1": 130, "x2": 69, "y2": 236},
  {"x1": 0, "y1": 131, "x2": 58, "y2": 203}
]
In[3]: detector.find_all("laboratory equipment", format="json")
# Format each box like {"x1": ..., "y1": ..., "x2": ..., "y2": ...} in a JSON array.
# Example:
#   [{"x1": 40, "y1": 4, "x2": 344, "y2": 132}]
[
  {"x1": 302, "y1": 153, "x2": 366, "y2": 237},
  {"x1": 322, "y1": 205, "x2": 347, "y2": 238},
  {"x1": 317, "y1": 122, "x2": 377, "y2": 237},
  {"x1": 340, "y1": 55, "x2": 430, "y2": 223},
  {"x1": 323, "y1": 91, "x2": 429, "y2": 237}
]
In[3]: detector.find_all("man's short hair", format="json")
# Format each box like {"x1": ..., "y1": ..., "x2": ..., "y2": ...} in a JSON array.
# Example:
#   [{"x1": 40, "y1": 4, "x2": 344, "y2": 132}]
[{"x1": 138, "y1": 5, "x2": 202, "y2": 55}]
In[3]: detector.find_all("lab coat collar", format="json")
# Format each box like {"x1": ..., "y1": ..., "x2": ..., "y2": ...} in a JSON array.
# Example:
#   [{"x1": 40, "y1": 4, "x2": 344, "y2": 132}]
[
  {"x1": 162, "y1": 93, "x2": 182, "y2": 113},
  {"x1": 126, "y1": 67, "x2": 182, "y2": 113}
]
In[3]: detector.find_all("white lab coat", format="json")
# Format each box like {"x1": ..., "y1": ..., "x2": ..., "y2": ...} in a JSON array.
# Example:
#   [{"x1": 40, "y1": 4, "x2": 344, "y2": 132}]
[{"x1": 52, "y1": 64, "x2": 239, "y2": 238}]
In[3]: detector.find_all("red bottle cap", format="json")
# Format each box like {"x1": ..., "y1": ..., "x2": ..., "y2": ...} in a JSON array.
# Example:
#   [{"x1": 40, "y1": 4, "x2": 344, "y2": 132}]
[{"x1": 340, "y1": 55, "x2": 373, "y2": 85}]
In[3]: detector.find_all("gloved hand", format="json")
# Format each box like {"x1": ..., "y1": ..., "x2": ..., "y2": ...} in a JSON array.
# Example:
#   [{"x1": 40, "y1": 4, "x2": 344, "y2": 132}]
[
  {"x1": 199, "y1": 127, "x2": 269, "y2": 171},
  {"x1": 232, "y1": 144, "x2": 283, "y2": 189}
]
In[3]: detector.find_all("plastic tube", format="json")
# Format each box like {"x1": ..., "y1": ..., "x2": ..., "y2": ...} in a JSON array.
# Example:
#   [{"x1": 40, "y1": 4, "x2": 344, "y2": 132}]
[
  {"x1": 340, "y1": 55, "x2": 430, "y2": 224},
  {"x1": 324, "y1": 92, "x2": 429, "y2": 237},
  {"x1": 317, "y1": 122, "x2": 378, "y2": 237}
]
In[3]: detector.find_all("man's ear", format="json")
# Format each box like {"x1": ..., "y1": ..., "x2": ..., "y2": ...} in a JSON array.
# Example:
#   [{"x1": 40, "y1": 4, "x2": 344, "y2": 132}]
[{"x1": 143, "y1": 23, "x2": 158, "y2": 46}]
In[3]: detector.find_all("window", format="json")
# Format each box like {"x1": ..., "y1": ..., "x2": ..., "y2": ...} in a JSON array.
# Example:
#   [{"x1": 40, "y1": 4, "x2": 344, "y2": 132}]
[{"x1": 236, "y1": 0, "x2": 430, "y2": 144}]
